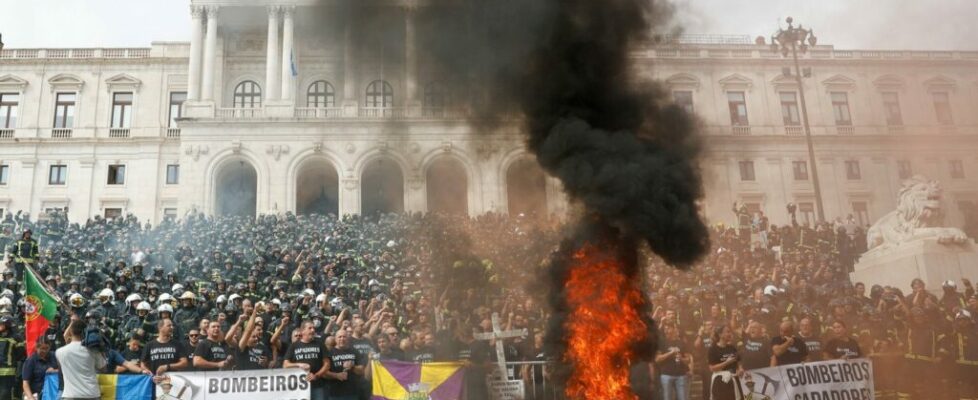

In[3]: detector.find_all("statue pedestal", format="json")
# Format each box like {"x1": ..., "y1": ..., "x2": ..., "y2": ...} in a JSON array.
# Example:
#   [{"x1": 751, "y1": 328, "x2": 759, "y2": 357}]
[{"x1": 851, "y1": 238, "x2": 978, "y2": 294}]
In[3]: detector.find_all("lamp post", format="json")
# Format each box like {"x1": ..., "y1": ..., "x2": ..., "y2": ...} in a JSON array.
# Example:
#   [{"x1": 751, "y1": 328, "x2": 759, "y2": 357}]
[
  {"x1": 771, "y1": 17, "x2": 825, "y2": 223},
  {"x1": 0, "y1": 34, "x2": 5, "y2": 52}
]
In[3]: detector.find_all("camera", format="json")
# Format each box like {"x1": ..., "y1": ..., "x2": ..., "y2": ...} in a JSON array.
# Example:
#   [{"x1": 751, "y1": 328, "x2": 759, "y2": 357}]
[{"x1": 82, "y1": 310, "x2": 112, "y2": 352}]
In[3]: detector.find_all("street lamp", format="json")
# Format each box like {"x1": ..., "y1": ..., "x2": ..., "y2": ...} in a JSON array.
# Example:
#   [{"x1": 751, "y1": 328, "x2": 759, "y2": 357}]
[
  {"x1": 0, "y1": 34, "x2": 4, "y2": 52},
  {"x1": 771, "y1": 17, "x2": 825, "y2": 223}
]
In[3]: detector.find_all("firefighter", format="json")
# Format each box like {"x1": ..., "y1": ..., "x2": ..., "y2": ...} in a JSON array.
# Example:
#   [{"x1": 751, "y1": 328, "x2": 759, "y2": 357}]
[
  {"x1": 6, "y1": 230, "x2": 38, "y2": 282},
  {"x1": 939, "y1": 311, "x2": 978, "y2": 400}
]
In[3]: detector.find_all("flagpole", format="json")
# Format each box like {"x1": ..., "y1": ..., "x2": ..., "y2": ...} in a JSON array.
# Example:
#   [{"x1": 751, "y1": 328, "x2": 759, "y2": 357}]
[{"x1": 24, "y1": 263, "x2": 66, "y2": 307}]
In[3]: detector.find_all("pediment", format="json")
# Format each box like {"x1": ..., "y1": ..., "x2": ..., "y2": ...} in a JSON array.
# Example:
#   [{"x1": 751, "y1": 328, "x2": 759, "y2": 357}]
[
  {"x1": 821, "y1": 74, "x2": 857, "y2": 91},
  {"x1": 718, "y1": 73, "x2": 753, "y2": 90},
  {"x1": 105, "y1": 73, "x2": 142, "y2": 92},
  {"x1": 665, "y1": 73, "x2": 700, "y2": 89},
  {"x1": 0, "y1": 74, "x2": 29, "y2": 91},
  {"x1": 47, "y1": 74, "x2": 84, "y2": 92},
  {"x1": 872, "y1": 74, "x2": 905, "y2": 90},
  {"x1": 923, "y1": 75, "x2": 956, "y2": 91}
]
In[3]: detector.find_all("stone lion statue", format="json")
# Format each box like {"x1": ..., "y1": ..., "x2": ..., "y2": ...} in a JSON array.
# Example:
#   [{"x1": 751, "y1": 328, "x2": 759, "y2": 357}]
[{"x1": 866, "y1": 175, "x2": 969, "y2": 250}]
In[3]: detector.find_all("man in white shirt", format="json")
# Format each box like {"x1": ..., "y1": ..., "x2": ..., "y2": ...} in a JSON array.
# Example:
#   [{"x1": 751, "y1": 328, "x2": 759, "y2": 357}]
[{"x1": 56, "y1": 320, "x2": 106, "y2": 400}]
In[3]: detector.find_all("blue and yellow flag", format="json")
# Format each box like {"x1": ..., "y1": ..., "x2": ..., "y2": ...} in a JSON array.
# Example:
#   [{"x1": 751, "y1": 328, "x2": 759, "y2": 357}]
[
  {"x1": 371, "y1": 360, "x2": 465, "y2": 400},
  {"x1": 43, "y1": 373, "x2": 153, "y2": 400}
]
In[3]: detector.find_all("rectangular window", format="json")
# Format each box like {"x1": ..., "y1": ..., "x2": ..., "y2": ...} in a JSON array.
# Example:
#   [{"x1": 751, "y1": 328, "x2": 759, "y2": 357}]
[
  {"x1": 107, "y1": 164, "x2": 126, "y2": 185},
  {"x1": 49, "y1": 164, "x2": 67, "y2": 185},
  {"x1": 792, "y1": 161, "x2": 809, "y2": 181},
  {"x1": 53, "y1": 93, "x2": 76, "y2": 128},
  {"x1": 738, "y1": 160, "x2": 755, "y2": 181},
  {"x1": 897, "y1": 160, "x2": 913, "y2": 180},
  {"x1": 673, "y1": 91, "x2": 694, "y2": 114},
  {"x1": 882, "y1": 92, "x2": 903, "y2": 126},
  {"x1": 933, "y1": 92, "x2": 953, "y2": 125},
  {"x1": 950, "y1": 160, "x2": 965, "y2": 179},
  {"x1": 168, "y1": 92, "x2": 187, "y2": 128},
  {"x1": 111, "y1": 92, "x2": 133, "y2": 128},
  {"x1": 104, "y1": 208, "x2": 123, "y2": 220},
  {"x1": 799, "y1": 202, "x2": 815, "y2": 226},
  {"x1": 831, "y1": 92, "x2": 852, "y2": 126},
  {"x1": 853, "y1": 201, "x2": 870, "y2": 226},
  {"x1": 164, "y1": 207, "x2": 178, "y2": 220},
  {"x1": 0, "y1": 165, "x2": 8, "y2": 185},
  {"x1": 166, "y1": 164, "x2": 180, "y2": 185},
  {"x1": 0, "y1": 93, "x2": 19, "y2": 129},
  {"x1": 845, "y1": 160, "x2": 861, "y2": 180},
  {"x1": 727, "y1": 92, "x2": 749, "y2": 126},
  {"x1": 780, "y1": 91, "x2": 800, "y2": 126}
]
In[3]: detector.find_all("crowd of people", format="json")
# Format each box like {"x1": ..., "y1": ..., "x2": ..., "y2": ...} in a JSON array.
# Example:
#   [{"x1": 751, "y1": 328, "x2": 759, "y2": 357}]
[{"x1": 0, "y1": 205, "x2": 974, "y2": 400}]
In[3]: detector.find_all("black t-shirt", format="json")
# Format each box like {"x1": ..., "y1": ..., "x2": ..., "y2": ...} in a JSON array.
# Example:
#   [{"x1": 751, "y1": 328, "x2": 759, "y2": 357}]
[
  {"x1": 771, "y1": 335, "x2": 809, "y2": 366},
  {"x1": 325, "y1": 347, "x2": 364, "y2": 397},
  {"x1": 141, "y1": 339, "x2": 187, "y2": 373},
  {"x1": 408, "y1": 346, "x2": 436, "y2": 363},
  {"x1": 194, "y1": 339, "x2": 230, "y2": 371},
  {"x1": 800, "y1": 335, "x2": 822, "y2": 361},
  {"x1": 350, "y1": 338, "x2": 375, "y2": 359},
  {"x1": 824, "y1": 337, "x2": 862, "y2": 359},
  {"x1": 237, "y1": 343, "x2": 271, "y2": 370},
  {"x1": 739, "y1": 337, "x2": 772, "y2": 370},
  {"x1": 708, "y1": 344, "x2": 739, "y2": 373},
  {"x1": 657, "y1": 338, "x2": 690, "y2": 376},
  {"x1": 285, "y1": 339, "x2": 326, "y2": 387}
]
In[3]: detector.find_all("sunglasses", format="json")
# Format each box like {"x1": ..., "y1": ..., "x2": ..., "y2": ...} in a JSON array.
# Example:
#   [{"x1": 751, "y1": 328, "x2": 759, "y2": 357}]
[{"x1": 189, "y1": 334, "x2": 199, "y2": 338}]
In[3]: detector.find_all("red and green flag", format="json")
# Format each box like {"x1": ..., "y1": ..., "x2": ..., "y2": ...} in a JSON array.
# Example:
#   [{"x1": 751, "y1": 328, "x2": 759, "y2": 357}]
[{"x1": 24, "y1": 267, "x2": 58, "y2": 355}]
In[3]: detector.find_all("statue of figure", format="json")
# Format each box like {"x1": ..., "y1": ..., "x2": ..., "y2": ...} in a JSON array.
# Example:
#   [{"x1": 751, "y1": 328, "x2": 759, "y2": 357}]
[{"x1": 866, "y1": 175, "x2": 969, "y2": 250}]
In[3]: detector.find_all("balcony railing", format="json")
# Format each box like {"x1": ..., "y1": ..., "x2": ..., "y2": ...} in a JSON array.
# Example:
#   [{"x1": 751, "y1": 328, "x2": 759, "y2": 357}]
[
  {"x1": 731, "y1": 125, "x2": 751, "y2": 136},
  {"x1": 0, "y1": 48, "x2": 150, "y2": 59},
  {"x1": 836, "y1": 126, "x2": 855, "y2": 135},
  {"x1": 108, "y1": 128, "x2": 130, "y2": 138},
  {"x1": 887, "y1": 125, "x2": 905, "y2": 134},
  {"x1": 0, "y1": 129, "x2": 13, "y2": 139},
  {"x1": 294, "y1": 107, "x2": 343, "y2": 119},
  {"x1": 358, "y1": 107, "x2": 407, "y2": 119},
  {"x1": 784, "y1": 126, "x2": 803, "y2": 135},
  {"x1": 216, "y1": 107, "x2": 264, "y2": 119},
  {"x1": 51, "y1": 128, "x2": 73, "y2": 139},
  {"x1": 166, "y1": 128, "x2": 181, "y2": 138}
]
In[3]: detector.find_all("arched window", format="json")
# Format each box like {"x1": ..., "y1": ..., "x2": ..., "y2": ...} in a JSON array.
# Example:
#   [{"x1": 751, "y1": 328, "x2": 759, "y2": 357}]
[
  {"x1": 423, "y1": 82, "x2": 448, "y2": 117},
  {"x1": 233, "y1": 81, "x2": 262, "y2": 108},
  {"x1": 307, "y1": 80, "x2": 335, "y2": 108},
  {"x1": 365, "y1": 80, "x2": 393, "y2": 108}
]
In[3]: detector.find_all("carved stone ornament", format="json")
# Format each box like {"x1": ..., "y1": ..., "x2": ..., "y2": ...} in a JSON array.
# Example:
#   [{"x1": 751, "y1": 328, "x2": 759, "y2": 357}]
[
  {"x1": 345, "y1": 143, "x2": 356, "y2": 154},
  {"x1": 343, "y1": 179, "x2": 359, "y2": 191},
  {"x1": 866, "y1": 175, "x2": 970, "y2": 250},
  {"x1": 312, "y1": 142, "x2": 323, "y2": 154},
  {"x1": 231, "y1": 141, "x2": 242, "y2": 155},
  {"x1": 266, "y1": 145, "x2": 290, "y2": 161},
  {"x1": 184, "y1": 145, "x2": 210, "y2": 161}
]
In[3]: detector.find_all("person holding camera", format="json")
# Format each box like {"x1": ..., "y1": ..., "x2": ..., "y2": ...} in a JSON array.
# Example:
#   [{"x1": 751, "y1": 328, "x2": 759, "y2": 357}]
[{"x1": 56, "y1": 320, "x2": 106, "y2": 400}]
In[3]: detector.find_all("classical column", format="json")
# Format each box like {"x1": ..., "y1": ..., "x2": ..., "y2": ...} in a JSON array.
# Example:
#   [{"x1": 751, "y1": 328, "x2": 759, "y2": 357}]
[
  {"x1": 404, "y1": 6, "x2": 420, "y2": 112},
  {"x1": 201, "y1": 6, "x2": 219, "y2": 101},
  {"x1": 187, "y1": 5, "x2": 205, "y2": 101},
  {"x1": 342, "y1": 12, "x2": 358, "y2": 111},
  {"x1": 265, "y1": 6, "x2": 281, "y2": 100},
  {"x1": 280, "y1": 6, "x2": 296, "y2": 101}
]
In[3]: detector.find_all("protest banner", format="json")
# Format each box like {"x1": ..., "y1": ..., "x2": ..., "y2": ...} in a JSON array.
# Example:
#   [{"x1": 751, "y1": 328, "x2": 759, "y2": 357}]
[
  {"x1": 155, "y1": 368, "x2": 309, "y2": 400},
  {"x1": 739, "y1": 358, "x2": 875, "y2": 400}
]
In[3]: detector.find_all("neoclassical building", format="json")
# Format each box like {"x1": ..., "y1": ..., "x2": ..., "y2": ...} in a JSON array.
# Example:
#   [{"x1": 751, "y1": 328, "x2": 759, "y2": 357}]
[{"x1": 1, "y1": 0, "x2": 977, "y2": 227}]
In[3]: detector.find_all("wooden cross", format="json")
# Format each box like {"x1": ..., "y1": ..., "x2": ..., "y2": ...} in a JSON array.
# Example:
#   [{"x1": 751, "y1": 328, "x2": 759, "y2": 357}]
[{"x1": 473, "y1": 312, "x2": 528, "y2": 377}]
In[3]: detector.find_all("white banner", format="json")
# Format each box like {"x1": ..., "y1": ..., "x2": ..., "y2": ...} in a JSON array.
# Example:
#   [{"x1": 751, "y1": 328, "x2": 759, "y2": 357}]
[
  {"x1": 154, "y1": 368, "x2": 310, "y2": 400},
  {"x1": 739, "y1": 358, "x2": 874, "y2": 400}
]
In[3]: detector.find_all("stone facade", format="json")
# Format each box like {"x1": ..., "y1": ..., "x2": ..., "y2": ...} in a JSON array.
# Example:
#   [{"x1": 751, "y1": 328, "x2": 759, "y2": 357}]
[{"x1": 1, "y1": 1, "x2": 977, "y2": 225}]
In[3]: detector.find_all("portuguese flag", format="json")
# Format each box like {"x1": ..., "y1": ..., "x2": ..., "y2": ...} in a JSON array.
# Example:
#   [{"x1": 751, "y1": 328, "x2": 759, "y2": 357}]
[{"x1": 24, "y1": 267, "x2": 57, "y2": 355}]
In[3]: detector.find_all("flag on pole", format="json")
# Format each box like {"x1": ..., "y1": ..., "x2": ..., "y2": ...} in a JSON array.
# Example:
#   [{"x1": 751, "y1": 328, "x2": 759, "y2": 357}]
[
  {"x1": 371, "y1": 360, "x2": 465, "y2": 400},
  {"x1": 24, "y1": 266, "x2": 57, "y2": 355}
]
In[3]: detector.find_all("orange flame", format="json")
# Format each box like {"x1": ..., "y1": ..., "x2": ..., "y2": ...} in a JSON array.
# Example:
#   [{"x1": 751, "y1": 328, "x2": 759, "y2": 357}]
[{"x1": 563, "y1": 243, "x2": 649, "y2": 399}]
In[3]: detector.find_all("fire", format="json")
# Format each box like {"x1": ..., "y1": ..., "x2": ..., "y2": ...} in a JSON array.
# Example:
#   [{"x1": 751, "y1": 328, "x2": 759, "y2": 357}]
[{"x1": 563, "y1": 243, "x2": 650, "y2": 399}]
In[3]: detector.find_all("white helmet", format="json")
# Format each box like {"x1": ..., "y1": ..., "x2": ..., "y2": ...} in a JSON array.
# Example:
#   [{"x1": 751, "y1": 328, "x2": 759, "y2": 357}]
[
  {"x1": 0, "y1": 297, "x2": 12, "y2": 309},
  {"x1": 98, "y1": 288, "x2": 114, "y2": 299},
  {"x1": 179, "y1": 291, "x2": 196, "y2": 300},
  {"x1": 330, "y1": 297, "x2": 344, "y2": 309},
  {"x1": 301, "y1": 288, "x2": 315, "y2": 297},
  {"x1": 136, "y1": 301, "x2": 152, "y2": 311},
  {"x1": 271, "y1": 298, "x2": 282, "y2": 306},
  {"x1": 158, "y1": 293, "x2": 174, "y2": 304},
  {"x1": 172, "y1": 284, "x2": 185, "y2": 294},
  {"x1": 315, "y1": 293, "x2": 328, "y2": 303},
  {"x1": 228, "y1": 294, "x2": 241, "y2": 303},
  {"x1": 216, "y1": 294, "x2": 227, "y2": 303},
  {"x1": 0, "y1": 289, "x2": 13, "y2": 299},
  {"x1": 69, "y1": 293, "x2": 85, "y2": 308},
  {"x1": 125, "y1": 293, "x2": 143, "y2": 303},
  {"x1": 158, "y1": 304, "x2": 174, "y2": 314},
  {"x1": 763, "y1": 285, "x2": 779, "y2": 297}
]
